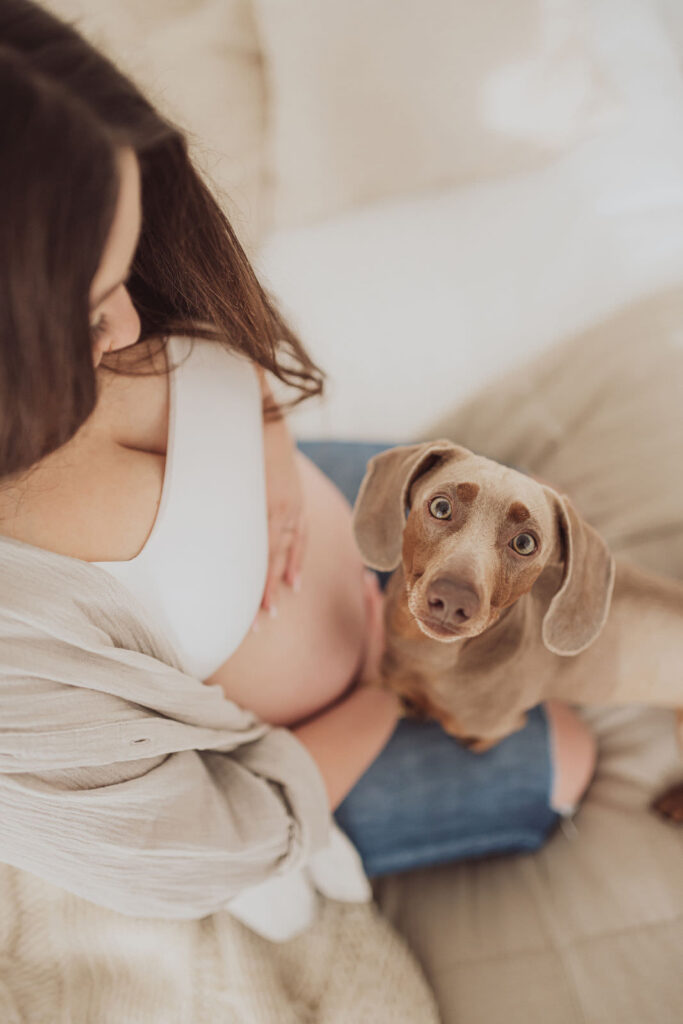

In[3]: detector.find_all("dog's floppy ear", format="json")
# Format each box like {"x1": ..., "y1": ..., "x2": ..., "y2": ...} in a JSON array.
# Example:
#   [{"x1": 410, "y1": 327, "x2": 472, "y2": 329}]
[
  {"x1": 352, "y1": 439, "x2": 469, "y2": 571},
  {"x1": 541, "y1": 488, "x2": 616, "y2": 656}
]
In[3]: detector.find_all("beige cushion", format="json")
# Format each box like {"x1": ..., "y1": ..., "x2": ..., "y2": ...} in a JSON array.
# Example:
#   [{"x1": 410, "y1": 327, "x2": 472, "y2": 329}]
[
  {"x1": 43, "y1": 0, "x2": 268, "y2": 258},
  {"x1": 374, "y1": 703, "x2": 683, "y2": 1023},
  {"x1": 659, "y1": 0, "x2": 683, "y2": 69},
  {"x1": 252, "y1": 0, "x2": 619, "y2": 230},
  {"x1": 385, "y1": 284, "x2": 683, "y2": 1021}
]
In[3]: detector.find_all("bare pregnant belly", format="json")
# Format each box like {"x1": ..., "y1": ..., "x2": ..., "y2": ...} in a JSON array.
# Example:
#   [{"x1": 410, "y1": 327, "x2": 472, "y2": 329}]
[{"x1": 204, "y1": 450, "x2": 369, "y2": 728}]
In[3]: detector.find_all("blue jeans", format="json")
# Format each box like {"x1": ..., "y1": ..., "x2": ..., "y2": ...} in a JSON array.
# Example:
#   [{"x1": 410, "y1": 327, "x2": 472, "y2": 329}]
[{"x1": 296, "y1": 439, "x2": 560, "y2": 878}]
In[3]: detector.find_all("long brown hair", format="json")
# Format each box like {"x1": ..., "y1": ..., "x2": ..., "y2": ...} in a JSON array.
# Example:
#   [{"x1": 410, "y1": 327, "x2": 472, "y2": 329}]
[{"x1": 0, "y1": 0, "x2": 325, "y2": 482}]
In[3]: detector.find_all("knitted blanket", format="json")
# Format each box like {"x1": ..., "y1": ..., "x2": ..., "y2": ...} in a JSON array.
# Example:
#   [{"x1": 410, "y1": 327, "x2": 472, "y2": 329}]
[{"x1": 0, "y1": 861, "x2": 440, "y2": 1023}]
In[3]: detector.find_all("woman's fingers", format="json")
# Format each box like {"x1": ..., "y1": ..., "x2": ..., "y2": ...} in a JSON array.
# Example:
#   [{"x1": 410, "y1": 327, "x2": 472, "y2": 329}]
[
  {"x1": 259, "y1": 540, "x2": 279, "y2": 615},
  {"x1": 262, "y1": 551, "x2": 286, "y2": 613},
  {"x1": 284, "y1": 512, "x2": 306, "y2": 590},
  {"x1": 262, "y1": 518, "x2": 304, "y2": 613}
]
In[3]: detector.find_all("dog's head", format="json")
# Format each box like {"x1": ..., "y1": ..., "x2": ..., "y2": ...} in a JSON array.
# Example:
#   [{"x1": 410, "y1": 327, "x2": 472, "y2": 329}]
[{"x1": 352, "y1": 439, "x2": 616, "y2": 655}]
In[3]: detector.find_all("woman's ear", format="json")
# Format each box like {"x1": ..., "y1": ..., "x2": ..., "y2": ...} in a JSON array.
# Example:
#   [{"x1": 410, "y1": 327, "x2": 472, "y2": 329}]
[
  {"x1": 351, "y1": 439, "x2": 469, "y2": 571},
  {"x1": 541, "y1": 488, "x2": 616, "y2": 655}
]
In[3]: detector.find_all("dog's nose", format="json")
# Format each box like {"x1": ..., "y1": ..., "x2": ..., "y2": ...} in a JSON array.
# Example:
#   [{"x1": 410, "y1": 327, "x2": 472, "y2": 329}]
[{"x1": 426, "y1": 578, "x2": 480, "y2": 625}]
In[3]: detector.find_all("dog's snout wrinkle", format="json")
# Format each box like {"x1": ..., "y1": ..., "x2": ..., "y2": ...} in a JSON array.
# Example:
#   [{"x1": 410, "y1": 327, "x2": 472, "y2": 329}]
[{"x1": 426, "y1": 577, "x2": 480, "y2": 625}]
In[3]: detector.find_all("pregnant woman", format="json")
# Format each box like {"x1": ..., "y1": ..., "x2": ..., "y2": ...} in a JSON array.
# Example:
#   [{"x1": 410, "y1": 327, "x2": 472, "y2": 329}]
[{"x1": 0, "y1": 0, "x2": 595, "y2": 965}]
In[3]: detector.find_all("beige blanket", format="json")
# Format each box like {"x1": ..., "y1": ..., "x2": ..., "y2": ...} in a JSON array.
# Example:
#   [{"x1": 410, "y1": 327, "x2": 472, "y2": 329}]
[
  {"x1": 0, "y1": 536, "x2": 439, "y2": 1022},
  {"x1": 396, "y1": 283, "x2": 683, "y2": 1022}
]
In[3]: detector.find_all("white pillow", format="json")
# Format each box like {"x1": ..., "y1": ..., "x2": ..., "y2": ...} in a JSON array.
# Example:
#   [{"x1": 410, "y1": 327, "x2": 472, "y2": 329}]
[
  {"x1": 254, "y1": 0, "x2": 683, "y2": 440},
  {"x1": 657, "y1": 0, "x2": 683, "y2": 69},
  {"x1": 43, "y1": 0, "x2": 268, "y2": 257},
  {"x1": 253, "y1": 0, "x2": 620, "y2": 230}
]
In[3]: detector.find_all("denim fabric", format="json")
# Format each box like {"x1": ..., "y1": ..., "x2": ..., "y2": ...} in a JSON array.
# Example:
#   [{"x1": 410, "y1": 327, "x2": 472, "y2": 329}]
[{"x1": 296, "y1": 438, "x2": 560, "y2": 878}]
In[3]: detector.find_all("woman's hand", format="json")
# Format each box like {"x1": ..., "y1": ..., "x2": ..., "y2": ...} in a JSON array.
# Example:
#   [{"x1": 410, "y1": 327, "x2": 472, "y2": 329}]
[{"x1": 253, "y1": 375, "x2": 307, "y2": 622}]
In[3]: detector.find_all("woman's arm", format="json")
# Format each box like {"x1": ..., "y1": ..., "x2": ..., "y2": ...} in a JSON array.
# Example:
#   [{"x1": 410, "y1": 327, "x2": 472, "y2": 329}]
[
  {"x1": 291, "y1": 566, "x2": 402, "y2": 810},
  {"x1": 292, "y1": 686, "x2": 402, "y2": 811},
  {"x1": 0, "y1": 721, "x2": 331, "y2": 920}
]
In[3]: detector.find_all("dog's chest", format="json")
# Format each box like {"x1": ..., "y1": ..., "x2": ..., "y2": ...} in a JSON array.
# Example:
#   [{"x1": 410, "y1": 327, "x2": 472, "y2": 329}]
[{"x1": 382, "y1": 583, "x2": 553, "y2": 731}]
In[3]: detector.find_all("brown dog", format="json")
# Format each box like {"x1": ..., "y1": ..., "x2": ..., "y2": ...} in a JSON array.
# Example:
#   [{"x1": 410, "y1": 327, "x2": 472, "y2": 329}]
[{"x1": 351, "y1": 439, "x2": 683, "y2": 821}]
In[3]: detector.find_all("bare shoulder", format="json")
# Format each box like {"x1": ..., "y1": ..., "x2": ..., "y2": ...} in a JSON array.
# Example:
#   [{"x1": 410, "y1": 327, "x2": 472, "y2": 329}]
[
  {"x1": 0, "y1": 338, "x2": 172, "y2": 562},
  {"x1": 95, "y1": 336, "x2": 171, "y2": 454}
]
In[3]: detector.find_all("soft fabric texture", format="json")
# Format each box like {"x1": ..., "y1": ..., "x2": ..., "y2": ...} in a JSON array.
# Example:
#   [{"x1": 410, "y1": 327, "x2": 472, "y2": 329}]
[
  {"x1": 0, "y1": 527, "x2": 374, "y2": 939},
  {"x1": 254, "y1": 0, "x2": 683, "y2": 442},
  {"x1": 391, "y1": 283, "x2": 683, "y2": 1021},
  {"x1": 252, "y1": 0, "x2": 619, "y2": 230},
  {"x1": 374, "y1": 702, "x2": 683, "y2": 1024},
  {"x1": 0, "y1": 530, "x2": 439, "y2": 1020},
  {"x1": 0, "y1": 864, "x2": 438, "y2": 1024},
  {"x1": 658, "y1": 0, "x2": 683, "y2": 67},
  {"x1": 45, "y1": 0, "x2": 269, "y2": 258}
]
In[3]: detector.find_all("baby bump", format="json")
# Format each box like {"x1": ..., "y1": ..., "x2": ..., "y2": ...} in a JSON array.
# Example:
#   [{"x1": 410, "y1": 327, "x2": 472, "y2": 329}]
[{"x1": 204, "y1": 449, "x2": 369, "y2": 726}]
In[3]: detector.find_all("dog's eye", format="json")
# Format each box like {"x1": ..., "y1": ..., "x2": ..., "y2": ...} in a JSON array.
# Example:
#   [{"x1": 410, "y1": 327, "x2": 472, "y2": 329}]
[
  {"x1": 429, "y1": 497, "x2": 452, "y2": 519},
  {"x1": 510, "y1": 532, "x2": 537, "y2": 556}
]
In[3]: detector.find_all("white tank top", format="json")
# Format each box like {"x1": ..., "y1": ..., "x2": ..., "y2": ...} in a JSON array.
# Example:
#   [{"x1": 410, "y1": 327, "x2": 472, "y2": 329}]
[{"x1": 93, "y1": 335, "x2": 269, "y2": 680}]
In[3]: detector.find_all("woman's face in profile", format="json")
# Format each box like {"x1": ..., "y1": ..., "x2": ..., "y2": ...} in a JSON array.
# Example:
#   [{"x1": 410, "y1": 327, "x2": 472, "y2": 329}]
[{"x1": 89, "y1": 146, "x2": 142, "y2": 368}]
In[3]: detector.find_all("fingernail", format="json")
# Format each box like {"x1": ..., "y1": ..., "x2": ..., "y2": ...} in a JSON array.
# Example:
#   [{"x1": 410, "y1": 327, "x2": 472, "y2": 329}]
[
  {"x1": 269, "y1": 604, "x2": 278, "y2": 618},
  {"x1": 292, "y1": 573, "x2": 302, "y2": 593}
]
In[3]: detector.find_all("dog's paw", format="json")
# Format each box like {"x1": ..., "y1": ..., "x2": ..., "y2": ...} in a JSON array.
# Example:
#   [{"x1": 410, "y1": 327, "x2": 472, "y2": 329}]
[
  {"x1": 440, "y1": 724, "x2": 499, "y2": 752},
  {"x1": 459, "y1": 735, "x2": 500, "y2": 753},
  {"x1": 651, "y1": 782, "x2": 683, "y2": 823},
  {"x1": 398, "y1": 695, "x2": 432, "y2": 721}
]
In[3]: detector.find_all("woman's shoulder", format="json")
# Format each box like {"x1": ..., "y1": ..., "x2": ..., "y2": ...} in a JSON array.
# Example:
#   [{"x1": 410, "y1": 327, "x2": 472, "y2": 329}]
[
  {"x1": 97, "y1": 333, "x2": 243, "y2": 450},
  {"x1": 0, "y1": 333, "x2": 255, "y2": 563},
  {"x1": 0, "y1": 337, "x2": 172, "y2": 563},
  {"x1": 95, "y1": 335, "x2": 171, "y2": 453}
]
